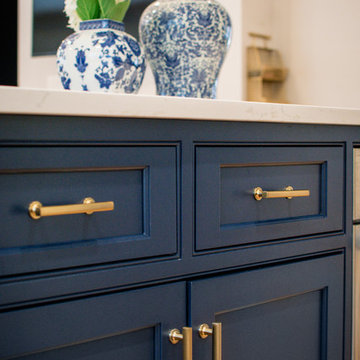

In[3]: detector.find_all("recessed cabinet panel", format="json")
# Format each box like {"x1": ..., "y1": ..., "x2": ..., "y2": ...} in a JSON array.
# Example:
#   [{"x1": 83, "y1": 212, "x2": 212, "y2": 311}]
[
  {"x1": 15, "y1": 328, "x2": 155, "y2": 360},
  {"x1": 220, "y1": 163, "x2": 321, "y2": 224},
  {"x1": 217, "y1": 291, "x2": 322, "y2": 360},
  {"x1": 0, "y1": 145, "x2": 179, "y2": 275},
  {"x1": 0, "y1": 282, "x2": 186, "y2": 360},
  {"x1": 190, "y1": 255, "x2": 344, "y2": 360},
  {"x1": 195, "y1": 145, "x2": 344, "y2": 251}
]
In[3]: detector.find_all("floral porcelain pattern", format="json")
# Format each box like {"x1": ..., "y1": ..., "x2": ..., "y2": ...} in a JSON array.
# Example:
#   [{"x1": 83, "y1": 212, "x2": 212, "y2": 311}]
[
  {"x1": 57, "y1": 19, "x2": 146, "y2": 93},
  {"x1": 139, "y1": 0, "x2": 231, "y2": 98}
]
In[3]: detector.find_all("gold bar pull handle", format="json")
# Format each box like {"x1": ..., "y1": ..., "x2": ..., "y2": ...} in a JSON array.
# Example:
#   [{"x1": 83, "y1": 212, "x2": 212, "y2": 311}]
[
  {"x1": 28, "y1": 197, "x2": 114, "y2": 220},
  {"x1": 199, "y1": 323, "x2": 222, "y2": 360},
  {"x1": 253, "y1": 186, "x2": 310, "y2": 201},
  {"x1": 169, "y1": 327, "x2": 192, "y2": 360}
]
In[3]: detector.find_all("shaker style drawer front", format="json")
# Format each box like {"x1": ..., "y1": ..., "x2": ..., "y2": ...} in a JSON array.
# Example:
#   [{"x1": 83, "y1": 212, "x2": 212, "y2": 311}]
[
  {"x1": 0, "y1": 145, "x2": 179, "y2": 275},
  {"x1": 195, "y1": 144, "x2": 344, "y2": 251}
]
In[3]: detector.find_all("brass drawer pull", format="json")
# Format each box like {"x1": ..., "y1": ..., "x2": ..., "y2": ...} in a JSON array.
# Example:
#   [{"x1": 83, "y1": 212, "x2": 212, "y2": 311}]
[
  {"x1": 169, "y1": 327, "x2": 192, "y2": 360},
  {"x1": 28, "y1": 197, "x2": 114, "y2": 220},
  {"x1": 253, "y1": 186, "x2": 310, "y2": 201},
  {"x1": 199, "y1": 323, "x2": 222, "y2": 360}
]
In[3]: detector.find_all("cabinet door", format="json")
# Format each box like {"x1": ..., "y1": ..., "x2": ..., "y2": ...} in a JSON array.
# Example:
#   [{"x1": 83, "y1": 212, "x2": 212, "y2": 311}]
[
  {"x1": 190, "y1": 255, "x2": 344, "y2": 360},
  {"x1": 0, "y1": 282, "x2": 186, "y2": 360}
]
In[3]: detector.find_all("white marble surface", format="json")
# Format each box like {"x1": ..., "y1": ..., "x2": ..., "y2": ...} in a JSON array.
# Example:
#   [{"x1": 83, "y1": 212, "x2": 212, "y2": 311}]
[{"x1": 1, "y1": 86, "x2": 360, "y2": 125}]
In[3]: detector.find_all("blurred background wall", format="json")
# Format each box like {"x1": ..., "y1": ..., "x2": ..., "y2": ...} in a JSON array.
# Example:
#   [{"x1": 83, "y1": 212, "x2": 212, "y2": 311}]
[{"x1": 243, "y1": 0, "x2": 360, "y2": 108}]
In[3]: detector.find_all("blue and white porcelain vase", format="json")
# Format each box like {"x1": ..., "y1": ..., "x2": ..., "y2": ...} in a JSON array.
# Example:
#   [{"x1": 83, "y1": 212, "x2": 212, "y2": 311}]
[
  {"x1": 57, "y1": 19, "x2": 146, "y2": 93},
  {"x1": 139, "y1": 0, "x2": 231, "y2": 98}
]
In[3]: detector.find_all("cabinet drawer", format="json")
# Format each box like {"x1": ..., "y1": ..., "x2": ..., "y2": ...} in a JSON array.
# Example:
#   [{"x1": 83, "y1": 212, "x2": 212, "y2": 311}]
[
  {"x1": 0, "y1": 144, "x2": 179, "y2": 275},
  {"x1": 195, "y1": 144, "x2": 344, "y2": 251}
]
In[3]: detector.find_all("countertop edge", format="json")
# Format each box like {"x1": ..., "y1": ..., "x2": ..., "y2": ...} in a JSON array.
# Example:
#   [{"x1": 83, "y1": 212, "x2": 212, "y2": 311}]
[{"x1": 1, "y1": 86, "x2": 360, "y2": 126}]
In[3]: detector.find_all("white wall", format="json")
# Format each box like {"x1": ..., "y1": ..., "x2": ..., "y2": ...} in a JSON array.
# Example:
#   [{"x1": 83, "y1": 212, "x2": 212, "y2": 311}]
[
  {"x1": 216, "y1": 0, "x2": 243, "y2": 100},
  {"x1": 243, "y1": 0, "x2": 360, "y2": 108},
  {"x1": 276, "y1": 0, "x2": 360, "y2": 109},
  {"x1": 242, "y1": 0, "x2": 275, "y2": 99}
]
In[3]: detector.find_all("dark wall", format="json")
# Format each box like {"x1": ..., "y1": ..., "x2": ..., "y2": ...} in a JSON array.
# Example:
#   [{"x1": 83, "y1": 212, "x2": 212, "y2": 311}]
[{"x1": 1, "y1": 2, "x2": 17, "y2": 86}]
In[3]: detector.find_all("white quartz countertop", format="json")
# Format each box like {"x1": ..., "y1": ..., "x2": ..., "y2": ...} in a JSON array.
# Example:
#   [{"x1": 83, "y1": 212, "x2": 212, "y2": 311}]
[{"x1": 1, "y1": 86, "x2": 360, "y2": 126}]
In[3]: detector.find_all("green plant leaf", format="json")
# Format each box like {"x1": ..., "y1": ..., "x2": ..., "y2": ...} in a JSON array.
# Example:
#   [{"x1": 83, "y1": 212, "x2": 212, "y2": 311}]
[
  {"x1": 76, "y1": 0, "x2": 101, "y2": 21},
  {"x1": 108, "y1": 0, "x2": 131, "y2": 22},
  {"x1": 98, "y1": 0, "x2": 115, "y2": 18},
  {"x1": 98, "y1": 0, "x2": 131, "y2": 22}
]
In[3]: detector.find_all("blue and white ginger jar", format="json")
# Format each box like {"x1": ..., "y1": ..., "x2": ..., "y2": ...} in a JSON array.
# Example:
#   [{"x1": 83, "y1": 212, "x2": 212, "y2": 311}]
[
  {"x1": 139, "y1": 0, "x2": 231, "y2": 98},
  {"x1": 57, "y1": 19, "x2": 146, "y2": 93}
]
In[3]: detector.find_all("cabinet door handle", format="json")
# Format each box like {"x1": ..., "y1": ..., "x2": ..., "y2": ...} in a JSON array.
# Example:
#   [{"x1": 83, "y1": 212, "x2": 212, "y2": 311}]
[
  {"x1": 253, "y1": 186, "x2": 310, "y2": 201},
  {"x1": 169, "y1": 327, "x2": 192, "y2": 360},
  {"x1": 28, "y1": 197, "x2": 114, "y2": 220},
  {"x1": 199, "y1": 323, "x2": 222, "y2": 360}
]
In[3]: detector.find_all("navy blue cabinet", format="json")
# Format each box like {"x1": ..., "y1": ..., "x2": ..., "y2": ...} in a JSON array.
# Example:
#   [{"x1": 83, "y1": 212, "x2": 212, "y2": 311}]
[{"x1": 0, "y1": 115, "x2": 354, "y2": 359}]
